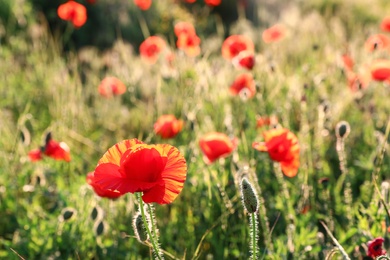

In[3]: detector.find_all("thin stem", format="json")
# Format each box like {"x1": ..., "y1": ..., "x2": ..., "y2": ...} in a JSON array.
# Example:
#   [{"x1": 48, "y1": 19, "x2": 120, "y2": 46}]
[
  {"x1": 137, "y1": 193, "x2": 163, "y2": 260},
  {"x1": 320, "y1": 221, "x2": 350, "y2": 260},
  {"x1": 250, "y1": 212, "x2": 258, "y2": 260}
]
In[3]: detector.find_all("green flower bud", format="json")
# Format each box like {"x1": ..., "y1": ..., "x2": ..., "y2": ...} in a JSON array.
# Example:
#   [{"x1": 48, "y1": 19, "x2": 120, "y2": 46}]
[
  {"x1": 240, "y1": 178, "x2": 259, "y2": 213},
  {"x1": 335, "y1": 121, "x2": 350, "y2": 139},
  {"x1": 133, "y1": 212, "x2": 148, "y2": 242}
]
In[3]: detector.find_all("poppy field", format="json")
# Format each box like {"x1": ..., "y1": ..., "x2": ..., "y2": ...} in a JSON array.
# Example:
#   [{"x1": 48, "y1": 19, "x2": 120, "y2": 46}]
[{"x1": 1, "y1": 0, "x2": 390, "y2": 259}]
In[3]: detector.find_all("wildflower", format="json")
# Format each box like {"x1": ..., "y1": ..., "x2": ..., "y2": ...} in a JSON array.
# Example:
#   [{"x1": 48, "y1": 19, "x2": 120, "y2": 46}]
[
  {"x1": 87, "y1": 172, "x2": 124, "y2": 199},
  {"x1": 98, "y1": 76, "x2": 126, "y2": 97},
  {"x1": 134, "y1": 0, "x2": 152, "y2": 10},
  {"x1": 199, "y1": 132, "x2": 237, "y2": 164},
  {"x1": 367, "y1": 237, "x2": 386, "y2": 258},
  {"x1": 381, "y1": 16, "x2": 390, "y2": 32},
  {"x1": 176, "y1": 33, "x2": 201, "y2": 57},
  {"x1": 139, "y1": 36, "x2": 166, "y2": 64},
  {"x1": 341, "y1": 54, "x2": 354, "y2": 72},
  {"x1": 154, "y1": 115, "x2": 184, "y2": 139},
  {"x1": 346, "y1": 70, "x2": 370, "y2": 92},
  {"x1": 256, "y1": 115, "x2": 278, "y2": 128},
  {"x1": 364, "y1": 34, "x2": 390, "y2": 52},
  {"x1": 174, "y1": 22, "x2": 201, "y2": 57},
  {"x1": 252, "y1": 128, "x2": 300, "y2": 177},
  {"x1": 240, "y1": 177, "x2": 258, "y2": 213},
  {"x1": 205, "y1": 0, "x2": 221, "y2": 7},
  {"x1": 93, "y1": 139, "x2": 187, "y2": 204},
  {"x1": 28, "y1": 132, "x2": 71, "y2": 162},
  {"x1": 229, "y1": 73, "x2": 256, "y2": 99},
  {"x1": 232, "y1": 50, "x2": 255, "y2": 70},
  {"x1": 370, "y1": 59, "x2": 390, "y2": 81},
  {"x1": 222, "y1": 35, "x2": 254, "y2": 61},
  {"x1": 262, "y1": 24, "x2": 286, "y2": 43},
  {"x1": 57, "y1": 1, "x2": 87, "y2": 28}
]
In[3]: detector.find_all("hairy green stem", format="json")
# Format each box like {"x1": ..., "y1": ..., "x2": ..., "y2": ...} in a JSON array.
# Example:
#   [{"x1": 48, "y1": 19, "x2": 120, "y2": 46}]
[
  {"x1": 137, "y1": 193, "x2": 163, "y2": 260},
  {"x1": 250, "y1": 212, "x2": 258, "y2": 260}
]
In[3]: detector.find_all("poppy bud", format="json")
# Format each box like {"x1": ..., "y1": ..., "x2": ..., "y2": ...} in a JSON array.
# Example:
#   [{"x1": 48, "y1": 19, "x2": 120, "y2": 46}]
[
  {"x1": 59, "y1": 207, "x2": 77, "y2": 222},
  {"x1": 335, "y1": 121, "x2": 350, "y2": 139},
  {"x1": 94, "y1": 220, "x2": 105, "y2": 236},
  {"x1": 240, "y1": 178, "x2": 258, "y2": 213},
  {"x1": 133, "y1": 212, "x2": 148, "y2": 242}
]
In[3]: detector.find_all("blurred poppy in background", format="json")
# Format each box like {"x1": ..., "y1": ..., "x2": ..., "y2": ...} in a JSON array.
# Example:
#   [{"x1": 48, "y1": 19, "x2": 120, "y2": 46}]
[
  {"x1": 341, "y1": 54, "x2": 354, "y2": 72},
  {"x1": 174, "y1": 21, "x2": 201, "y2": 57},
  {"x1": 205, "y1": 0, "x2": 221, "y2": 7},
  {"x1": 154, "y1": 115, "x2": 184, "y2": 139},
  {"x1": 252, "y1": 128, "x2": 299, "y2": 177},
  {"x1": 174, "y1": 22, "x2": 196, "y2": 37},
  {"x1": 93, "y1": 139, "x2": 187, "y2": 204},
  {"x1": 367, "y1": 237, "x2": 386, "y2": 258},
  {"x1": 229, "y1": 73, "x2": 256, "y2": 99},
  {"x1": 28, "y1": 132, "x2": 71, "y2": 162},
  {"x1": 199, "y1": 132, "x2": 237, "y2": 164},
  {"x1": 134, "y1": 0, "x2": 152, "y2": 10},
  {"x1": 87, "y1": 172, "x2": 123, "y2": 199},
  {"x1": 222, "y1": 34, "x2": 254, "y2": 61},
  {"x1": 370, "y1": 59, "x2": 390, "y2": 81},
  {"x1": 57, "y1": 1, "x2": 87, "y2": 28},
  {"x1": 256, "y1": 115, "x2": 278, "y2": 128},
  {"x1": 380, "y1": 16, "x2": 390, "y2": 32},
  {"x1": 232, "y1": 50, "x2": 255, "y2": 70},
  {"x1": 139, "y1": 36, "x2": 166, "y2": 64},
  {"x1": 262, "y1": 24, "x2": 286, "y2": 43},
  {"x1": 98, "y1": 76, "x2": 126, "y2": 97},
  {"x1": 364, "y1": 34, "x2": 389, "y2": 52}
]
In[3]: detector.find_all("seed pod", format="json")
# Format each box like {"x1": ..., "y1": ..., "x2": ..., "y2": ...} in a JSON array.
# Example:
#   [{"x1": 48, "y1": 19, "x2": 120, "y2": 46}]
[
  {"x1": 133, "y1": 212, "x2": 148, "y2": 242},
  {"x1": 335, "y1": 121, "x2": 350, "y2": 139},
  {"x1": 94, "y1": 220, "x2": 105, "y2": 236},
  {"x1": 59, "y1": 207, "x2": 77, "y2": 222},
  {"x1": 240, "y1": 178, "x2": 259, "y2": 213}
]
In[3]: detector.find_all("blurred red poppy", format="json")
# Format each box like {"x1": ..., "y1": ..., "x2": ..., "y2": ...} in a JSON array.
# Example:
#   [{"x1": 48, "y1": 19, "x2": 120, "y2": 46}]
[
  {"x1": 380, "y1": 16, "x2": 390, "y2": 32},
  {"x1": 134, "y1": 0, "x2": 152, "y2": 10},
  {"x1": 139, "y1": 36, "x2": 166, "y2": 64},
  {"x1": 57, "y1": 1, "x2": 87, "y2": 28},
  {"x1": 154, "y1": 115, "x2": 184, "y2": 139},
  {"x1": 346, "y1": 71, "x2": 370, "y2": 92},
  {"x1": 205, "y1": 0, "x2": 221, "y2": 7},
  {"x1": 262, "y1": 24, "x2": 286, "y2": 43},
  {"x1": 98, "y1": 76, "x2": 126, "y2": 97},
  {"x1": 176, "y1": 33, "x2": 201, "y2": 57},
  {"x1": 252, "y1": 128, "x2": 299, "y2": 177},
  {"x1": 256, "y1": 115, "x2": 278, "y2": 128},
  {"x1": 87, "y1": 172, "x2": 123, "y2": 199},
  {"x1": 341, "y1": 54, "x2": 354, "y2": 72},
  {"x1": 28, "y1": 133, "x2": 71, "y2": 162},
  {"x1": 229, "y1": 73, "x2": 256, "y2": 99},
  {"x1": 367, "y1": 237, "x2": 386, "y2": 258},
  {"x1": 222, "y1": 35, "x2": 254, "y2": 61},
  {"x1": 370, "y1": 59, "x2": 390, "y2": 81},
  {"x1": 199, "y1": 132, "x2": 237, "y2": 164},
  {"x1": 364, "y1": 34, "x2": 390, "y2": 52},
  {"x1": 93, "y1": 139, "x2": 187, "y2": 204},
  {"x1": 174, "y1": 21, "x2": 196, "y2": 37},
  {"x1": 232, "y1": 50, "x2": 255, "y2": 70}
]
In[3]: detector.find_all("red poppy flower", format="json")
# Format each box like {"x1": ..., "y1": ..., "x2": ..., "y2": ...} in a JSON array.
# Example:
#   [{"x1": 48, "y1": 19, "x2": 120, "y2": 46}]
[
  {"x1": 252, "y1": 128, "x2": 300, "y2": 177},
  {"x1": 380, "y1": 16, "x2": 390, "y2": 32},
  {"x1": 232, "y1": 50, "x2": 255, "y2": 70},
  {"x1": 176, "y1": 33, "x2": 201, "y2": 57},
  {"x1": 134, "y1": 0, "x2": 152, "y2": 10},
  {"x1": 57, "y1": 1, "x2": 87, "y2": 28},
  {"x1": 28, "y1": 133, "x2": 71, "y2": 162},
  {"x1": 256, "y1": 115, "x2": 278, "y2": 128},
  {"x1": 222, "y1": 35, "x2": 254, "y2": 61},
  {"x1": 367, "y1": 237, "x2": 386, "y2": 258},
  {"x1": 154, "y1": 115, "x2": 184, "y2": 139},
  {"x1": 174, "y1": 21, "x2": 196, "y2": 38},
  {"x1": 87, "y1": 172, "x2": 123, "y2": 199},
  {"x1": 346, "y1": 70, "x2": 370, "y2": 92},
  {"x1": 341, "y1": 54, "x2": 354, "y2": 72},
  {"x1": 93, "y1": 139, "x2": 187, "y2": 204},
  {"x1": 139, "y1": 36, "x2": 166, "y2": 64},
  {"x1": 229, "y1": 73, "x2": 256, "y2": 99},
  {"x1": 370, "y1": 59, "x2": 390, "y2": 81},
  {"x1": 262, "y1": 24, "x2": 286, "y2": 43},
  {"x1": 205, "y1": 0, "x2": 221, "y2": 7},
  {"x1": 98, "y1": 76, "x2": 126, "y2": 97},
  {"x1": 199, "y1": 132, "x2": 237, "y2": 164},
  {"x1": 364, "y1": 34, "x2": 390, "y2": 52}
]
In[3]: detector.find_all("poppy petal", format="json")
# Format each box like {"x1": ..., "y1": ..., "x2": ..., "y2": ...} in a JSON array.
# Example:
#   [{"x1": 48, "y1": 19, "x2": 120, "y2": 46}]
[{"x1": 98, "y1": 139, "x2": 144, "y2": 166}]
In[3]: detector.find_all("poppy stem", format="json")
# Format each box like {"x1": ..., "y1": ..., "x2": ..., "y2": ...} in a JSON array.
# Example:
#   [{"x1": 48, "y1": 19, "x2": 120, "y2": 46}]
[
  {"x1": 250, "y1": 212, "x2": 258, "y2": 260},
  {"x1": 137, "y1": 193, "x2": 163, "y2": 260}
]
